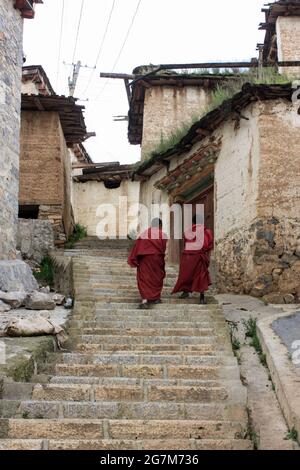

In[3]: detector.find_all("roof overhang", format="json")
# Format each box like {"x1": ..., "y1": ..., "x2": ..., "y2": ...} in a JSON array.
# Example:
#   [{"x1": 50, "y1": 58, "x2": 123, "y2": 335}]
[
  {"x1": 14, "y1": 0, "x2": 43, "y2": 19},
  {"x1": 21, "y1": 94, "x2": 87, "y2": 145},
  {"x1": 22, "y1": 65, "x2": 55, "y2": 95},
  {"x1": 73, "y1": 164, "x2": 136, "y2": 183},
  {"x1": 259, "y1": 1, "x2": 300, "y2": 64}
]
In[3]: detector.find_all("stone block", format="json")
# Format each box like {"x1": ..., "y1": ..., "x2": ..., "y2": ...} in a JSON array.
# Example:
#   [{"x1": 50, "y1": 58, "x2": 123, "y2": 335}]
[
  {"x1": 0, "y1": 260, "x2": 38, "y2": 292},
  {"x1": 0, "y1": 300, "x2": 11, "y2": 312},
  {"x1": 0, "y1": 291, "x2": 27, "y2": 308},
  {"x1": 263, "y1": 293, "x2": 285, "y2": 305},
  {"x1": 17, "y1": 219, "x2": 54, "y2": 264},
  {"x1": 25, "y1": 292, "x2": 56, "y2": 310}
]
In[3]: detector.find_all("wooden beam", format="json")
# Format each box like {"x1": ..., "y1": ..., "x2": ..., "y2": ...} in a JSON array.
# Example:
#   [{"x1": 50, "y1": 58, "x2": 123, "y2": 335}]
[
  {"x1": 196, "y1": 128, "x2": 211, "y2": 137},
  {"x1": 72, "y1": 162, "x2": 119, "y2": 170},
  {"x1": 124, "y1": 79, "x2": 131, "y2": 105},
  {"x1": 33, "y1": 96, "x2": 44, "y2": 111},
  {"x1": 100, "y1": 72, "x2": 136, "y2": 80},
  {"x1": 158, "y1": 61, "x2": 259, "y2": 70}
]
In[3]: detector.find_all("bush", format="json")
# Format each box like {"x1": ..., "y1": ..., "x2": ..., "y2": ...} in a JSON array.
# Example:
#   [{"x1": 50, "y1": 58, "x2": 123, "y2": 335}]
[
  {"x1": 66, "y1": 224, "x2": 87, "y2": 249},
  {"x1": 34, "y1": 256, "x2": 54, "y2": 286}
]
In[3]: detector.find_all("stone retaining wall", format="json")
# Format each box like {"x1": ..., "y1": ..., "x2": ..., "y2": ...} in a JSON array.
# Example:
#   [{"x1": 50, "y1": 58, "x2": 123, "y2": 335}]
[
  {"x1": 0, "y1": 0, "x2": 23, "y2": 259},
  {"x1": 17, "y1": 219, "x2": 55, "y2": 264},
  {"x1": 216, "y1": 217, "x2": 300, "y2": 301}
]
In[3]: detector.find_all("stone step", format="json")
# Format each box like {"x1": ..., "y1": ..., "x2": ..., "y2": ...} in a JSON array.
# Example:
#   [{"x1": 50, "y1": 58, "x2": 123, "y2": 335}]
[
  {"x1": 45, "y1": 352, "x2": 237, "y2": 367},
  {"x1": 69, "y1": 320, "x2": 226, "y2": 329},
  {"x1": 72, "y1": 343, "x2": 216, "y2": 356},
  {"x1": 0, "y1": 418, "x2": 247, "y2": 441},
  {"x1": 92, "y1": 303, "x2": 220, "y2": 311},
  {"x1": 48, "y1": 376, "x2": 242, "y2": 388},
  {"x1": 75, "y1": 296, "x2": 218, "y2": 304},
  {"x1": 1, "y1": 399, "x2": 247, "y2": 423},
  {"x1": 70, "y1": 327, "x2": 215, "y2": 337},
  {"x1": 73, "y1": 315, "x2": 225, "y2": 324},
  {"x1": 0, "y1": 438, "x2": 253, "y2": 451},
  {"x1": 74, "y1": 335, "x2": 227, "y2": 346},
  {"x1": 30, "y1": 382, "x2": 243, "y2": 404},
  {"x1": 72, "y1": 341, "x2": 233, "y2": 355},
  {"x1": 74, "y1": 343, "x2": 217, "y2": 354},
  {"x1": 44, "y1": 363, "x2": 240, "y2": 380}
]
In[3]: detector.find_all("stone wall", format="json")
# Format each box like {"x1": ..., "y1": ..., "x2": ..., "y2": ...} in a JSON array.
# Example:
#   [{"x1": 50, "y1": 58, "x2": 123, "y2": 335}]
[
  {"x1": 215, "y1": 100, "x2": 300, "y2": 301},
  {"x1": 277, "y1": 16, "x2": 300, "y2": 78},
  {"x1": 141, "y1": 86, "x2": 211, "y2": 159},
  {"x1": 17, "y1": 219, "x2": 55, "y2": 264},
  {"x1": 0, "y1": 1, "x2": 23, "y2": 259},
  {"x1": 72, "y1": 180, "x2": 140, "y2": 238},
  {"x1": 20, "y1": 111, "x2": 64, "y2": 206},
  {"x1": 19, "y1": 111, "x2": 74, "y2": 244}
]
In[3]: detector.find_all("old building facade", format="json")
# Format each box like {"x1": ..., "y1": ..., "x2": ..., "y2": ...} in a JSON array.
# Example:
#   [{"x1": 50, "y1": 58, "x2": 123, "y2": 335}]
[
  {"x1": 124, "y1": 2, "x2": 300, "y2": 301},
  {"x1": 133, "y1": 84, "x2": 300, "y2": 301},
  {"x1": 73, "y1": 164, "x2": 140, "y2": 238},
  {"x1": 19, "y1": 66, "x2": 89, "y2": 246}
]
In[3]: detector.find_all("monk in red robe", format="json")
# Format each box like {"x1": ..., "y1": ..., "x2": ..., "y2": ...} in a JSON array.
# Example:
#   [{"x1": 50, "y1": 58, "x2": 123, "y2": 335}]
[
  {"x1": 128, "y1": 218, "x2": 168, "y2": 309},
  {"x1": 172, "y1": 215, "x2": 214, "y2": 304}
]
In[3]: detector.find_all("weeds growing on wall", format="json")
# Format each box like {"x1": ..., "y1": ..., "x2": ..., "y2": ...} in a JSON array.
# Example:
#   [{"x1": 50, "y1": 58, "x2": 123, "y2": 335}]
[
  {"x1": 285, "y1": 427, "x2": 298, "y2": 442},
  {"x1": 243, "y1": 317, "x2": 267, "y2": 367},
  {"x1": 34, "y1": 256, "x2": 54, "y2": 286},
  {"x1": 144, "y1": 68, "x2": 290, "y2": 162},
  {"x1": 66, "y1": 224, "x2": 87, "y2": 249}
]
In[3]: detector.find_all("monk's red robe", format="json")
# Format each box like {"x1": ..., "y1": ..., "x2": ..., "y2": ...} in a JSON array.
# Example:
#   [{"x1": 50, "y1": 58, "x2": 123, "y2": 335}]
[
  {"x1": 172, "y1": 224, "x2": 214, "y2": 294},
  {"x1": 128, "y1": 227, "x2": 167, "y2": 301}
]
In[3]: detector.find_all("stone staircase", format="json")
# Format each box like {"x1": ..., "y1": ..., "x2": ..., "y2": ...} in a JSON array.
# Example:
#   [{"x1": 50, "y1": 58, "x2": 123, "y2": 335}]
[{"x1": 0, "y1": 240, "x2": 252, "y2": 450}]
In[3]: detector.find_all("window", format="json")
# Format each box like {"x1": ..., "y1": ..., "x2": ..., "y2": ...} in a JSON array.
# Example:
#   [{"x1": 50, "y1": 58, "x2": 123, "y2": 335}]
[
  {"x1": 104, "y1": 180, "x2": 121, "y2": 190},
  {"x1": 18, "y1": 205, "x2": 39, "y2": 219}
]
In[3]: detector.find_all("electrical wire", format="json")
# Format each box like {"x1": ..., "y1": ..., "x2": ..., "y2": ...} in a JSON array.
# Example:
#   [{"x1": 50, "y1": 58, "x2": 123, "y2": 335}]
[
  {"x1": 55, "y1": 0, "x2": 65, "y2": 91},
  {"x1": 72, "y1": 0, "x2": 85, "y2": 63},
  {"x1": 82, "y1": 0, "x2": 117, "y2": 97},
  {"x1": 95, "y1": 0, "x2": 143, "y2": 100},
  {"x1": 111, "y1": 0, "x2": 142, "y2": 72}
]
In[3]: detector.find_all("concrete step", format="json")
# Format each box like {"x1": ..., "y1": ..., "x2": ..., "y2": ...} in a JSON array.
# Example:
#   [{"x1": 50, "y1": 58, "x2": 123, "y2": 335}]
[
  {"x1": 0, "y1": 418, "x2": 247, "y2": 440},
  {"x1": 0, "y1": 438, "x2": 253, "y2": 450}
]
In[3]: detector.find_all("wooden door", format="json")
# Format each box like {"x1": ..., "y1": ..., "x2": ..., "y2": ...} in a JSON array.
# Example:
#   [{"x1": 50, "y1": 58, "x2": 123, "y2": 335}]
[{"x1": 189, "y1": 186, "x2": 214, "y2": 233}]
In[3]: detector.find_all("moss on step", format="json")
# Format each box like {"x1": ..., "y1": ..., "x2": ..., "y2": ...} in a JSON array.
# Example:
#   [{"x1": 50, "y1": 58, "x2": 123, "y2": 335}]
[{"x1": 0, "y1": 337, "x2": 56, "y2": 384}]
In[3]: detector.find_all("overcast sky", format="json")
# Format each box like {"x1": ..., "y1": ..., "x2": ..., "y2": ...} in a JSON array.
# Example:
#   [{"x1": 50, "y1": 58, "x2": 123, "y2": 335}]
[{"x1": 23, "y1": 0, "x2": 266, "y2": 164}]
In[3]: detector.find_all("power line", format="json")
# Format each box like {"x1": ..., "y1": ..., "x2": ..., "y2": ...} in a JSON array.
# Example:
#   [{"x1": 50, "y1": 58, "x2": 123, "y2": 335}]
[
  {"x1": 82, "y1": 0, "x2": 117, "y2": 96},
  {"x1": 72, "y1": 0, "x2": 85, "y2": 63},
  {"x1": 55, "y1": 0, "x2": 65, "y2": 92},
  {"x1": 95, "y1": 0, "x2": 143, "y2": 100},
  {"x1": 111, "y1": 0, "x2": 142, "y2": 72}
]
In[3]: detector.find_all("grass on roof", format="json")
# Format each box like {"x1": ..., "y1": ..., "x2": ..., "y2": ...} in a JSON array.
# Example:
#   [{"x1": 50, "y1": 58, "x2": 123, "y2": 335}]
[{"x1": 142, "y1": 68, "x2": 290, "y2": 163}]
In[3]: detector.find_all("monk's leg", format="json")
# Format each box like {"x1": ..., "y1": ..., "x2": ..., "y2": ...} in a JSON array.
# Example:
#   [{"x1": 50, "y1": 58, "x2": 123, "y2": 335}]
[
  {"x1": 179, "y1": 291, "x2": 190, "y2": 299},
  {"x1": 137, "y1": 255, "x2": 165, "y2": 306}
]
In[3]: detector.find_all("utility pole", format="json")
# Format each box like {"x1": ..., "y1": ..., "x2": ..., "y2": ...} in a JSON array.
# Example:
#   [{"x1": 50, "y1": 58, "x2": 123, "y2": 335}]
[
  {"x1": 65, "y1": 61, "x2": 96, "y2": 97},
  {"x1": 68, "y1": 61, "x2": 81, "y2": 97}
]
